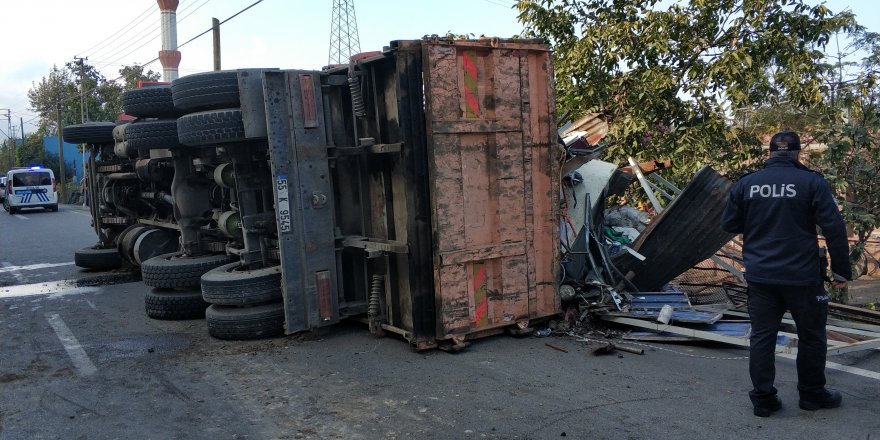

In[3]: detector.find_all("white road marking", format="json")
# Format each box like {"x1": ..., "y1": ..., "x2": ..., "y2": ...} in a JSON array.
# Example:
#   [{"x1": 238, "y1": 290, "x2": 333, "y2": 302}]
[
  {"x1": 0, "y1": 280, "x2": 99, "y2": 299},
  {"x1": 84, "y1": 298, "x2": 97, "y2": 310},
  {"x1": 0, "y1": 262, "x2": 74, "y2": 273},
  {"x1": 70, "y1": 211, "x2": 91, "y2": 217},
  {"x1": 778, "y1": 353, "x2": 880, "y2": 381},
  {"x1": 1, "y1": 262, "x2": 25, "y2": 283},
  {"x1": 45, "y1": 312, "x2": 97, "y2": 377},
  {"x1": 14, "y1": 214, "x2": 28, "y2": 220}
]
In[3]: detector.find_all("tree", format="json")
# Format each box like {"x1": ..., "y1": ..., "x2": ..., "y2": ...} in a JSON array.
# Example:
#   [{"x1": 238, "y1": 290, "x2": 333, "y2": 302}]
[
  {"x1": 118, "y1": 64, "x2": 162, "y2": 90},
  {"x1": 27, "y1": 63, "x2": 163, "y2": 133},
  {"x1": 27, "y1": 65, "x2": 80, "y2": 135},
  {"x1": 516, "y1": 0, "x2": 856, "y2": 180},
  {"x1": 811, "y1": 29, "x2": 880, "y2": 284}
]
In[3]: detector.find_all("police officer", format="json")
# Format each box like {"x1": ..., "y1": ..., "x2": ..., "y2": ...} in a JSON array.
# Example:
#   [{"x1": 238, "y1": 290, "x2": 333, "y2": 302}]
[{"x1": 721, "y1": 130, "x2": 851, "y2": 417}]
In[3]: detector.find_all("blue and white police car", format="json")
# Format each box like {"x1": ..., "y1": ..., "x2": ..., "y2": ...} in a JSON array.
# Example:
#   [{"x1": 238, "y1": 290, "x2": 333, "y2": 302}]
[{"x1": 3, "y1": 167, "x2": 59, "y2": 214}]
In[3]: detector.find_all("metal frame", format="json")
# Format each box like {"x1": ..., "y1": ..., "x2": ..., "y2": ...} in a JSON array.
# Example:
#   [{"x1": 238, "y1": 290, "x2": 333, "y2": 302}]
[
  {"x1": 600, "y1": 314, "x2": 880, "y2": 355},
  {"x1": 263, "y1": 70, "x2": 339, "y2": 333}
]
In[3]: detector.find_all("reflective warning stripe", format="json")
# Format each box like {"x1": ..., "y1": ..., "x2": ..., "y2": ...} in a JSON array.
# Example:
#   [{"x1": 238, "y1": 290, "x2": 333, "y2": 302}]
[
  {"x1": 12, "y1": 189, "x2": 51, "y2": 204},
  {"x1": 462, "y1": 50, "x2": 480, "y2": 118}
]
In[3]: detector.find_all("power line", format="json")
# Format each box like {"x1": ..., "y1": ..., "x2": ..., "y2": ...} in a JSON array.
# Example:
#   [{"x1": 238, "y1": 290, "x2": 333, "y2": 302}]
[
  {"x1": 21, "y1": 0, "x2": 267, "y2": 129},
  {"x1": 77, "y1": 2, "x2": 157, "y2": 58},
  {"x1": 480, "y1": 0, "x2": 515, "y2": 8},
  {"x1": 89, "y1": 0, "x2": 211, "y2": 68},
  {"x1": 94, "y1": 27, "x2": 164, "y2": 69},
  {"x1": 137, "y1": 0, "x2": 266, "y2": 71},
  {"x1": 87, "y1": 6, "x2": 165, "y2": 61}
]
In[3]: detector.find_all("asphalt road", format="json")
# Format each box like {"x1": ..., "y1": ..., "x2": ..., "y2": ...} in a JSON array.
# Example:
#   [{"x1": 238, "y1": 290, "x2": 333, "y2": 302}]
[
  {"x1": 0, "y1": 205, "x2": 878, "y2": 439},
  {"x1": 0, "y1": 204, "x2": 98, "y2": 286}
]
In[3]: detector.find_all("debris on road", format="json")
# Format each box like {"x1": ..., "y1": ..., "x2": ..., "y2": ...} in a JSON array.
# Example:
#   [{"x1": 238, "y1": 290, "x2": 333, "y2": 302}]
[{"x1": 553, "y1": 121, "x2": 880, "y2": 357}]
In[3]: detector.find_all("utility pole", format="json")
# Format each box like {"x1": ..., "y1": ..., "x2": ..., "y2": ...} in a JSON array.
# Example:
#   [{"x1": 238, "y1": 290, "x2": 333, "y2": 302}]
[
  {"x1": 74, "y1": 56, "x2": 88, "y2": 185},
  {"x1": 57, "y1": 104, "x2": 66, "y2": 202},
  {"x1": 0, "y1": 109, "x2": 10, "y2": 170},
  {"x1": 18, "y1": 116, "x2": 23, "y2": 168},
  {"x1": 55, "y1": 63, "x2": 66, "y2": 202},
  {"x1": 73, "y1": 57, "x2": 88, "y2": 123},
  {"x1": 212, "y1": 17, "x2": 221, "y2": 71}
]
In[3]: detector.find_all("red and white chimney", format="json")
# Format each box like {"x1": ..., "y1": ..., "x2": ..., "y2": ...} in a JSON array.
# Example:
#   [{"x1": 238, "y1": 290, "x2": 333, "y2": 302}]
[{"x1": 157, "y1": 0, "x2": 181, "y2": 81}]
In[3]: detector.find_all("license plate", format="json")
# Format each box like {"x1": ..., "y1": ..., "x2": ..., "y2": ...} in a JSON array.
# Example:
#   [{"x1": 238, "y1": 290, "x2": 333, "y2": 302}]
[{"x1": 276, "y1": 176, "x2": 291, "y2": 233}]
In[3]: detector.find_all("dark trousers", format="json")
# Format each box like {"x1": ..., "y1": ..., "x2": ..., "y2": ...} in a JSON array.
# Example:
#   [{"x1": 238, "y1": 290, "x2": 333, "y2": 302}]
[{"x1": 747, "y1": 281, "x2": 829, "y2": 402}]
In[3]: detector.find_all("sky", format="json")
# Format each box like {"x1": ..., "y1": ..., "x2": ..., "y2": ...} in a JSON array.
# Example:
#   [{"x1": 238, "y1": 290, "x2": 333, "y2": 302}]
[{"x1": 0, "y1": 0, "x2": 876, "y2": 137}]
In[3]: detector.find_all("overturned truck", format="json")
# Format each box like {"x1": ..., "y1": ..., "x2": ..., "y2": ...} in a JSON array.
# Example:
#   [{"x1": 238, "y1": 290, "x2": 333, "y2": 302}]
[
  {"x1": 70, "y1": 38, "x2": 563, "y2": 349},
  {"x1": 257, "y1": 38, "x2": 560, "y2": 349}
]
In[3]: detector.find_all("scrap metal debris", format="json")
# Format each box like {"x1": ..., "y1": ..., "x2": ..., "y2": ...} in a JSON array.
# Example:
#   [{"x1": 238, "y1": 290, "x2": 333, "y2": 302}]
[{"x1": 552, "y1": 119, "x2": 880, "y2": 356}]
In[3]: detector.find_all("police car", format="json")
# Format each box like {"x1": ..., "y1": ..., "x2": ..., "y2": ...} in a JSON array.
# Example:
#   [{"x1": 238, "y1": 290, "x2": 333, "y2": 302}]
[{"x1": 3, "y1": 167, "x2": 59, "y2": 214}]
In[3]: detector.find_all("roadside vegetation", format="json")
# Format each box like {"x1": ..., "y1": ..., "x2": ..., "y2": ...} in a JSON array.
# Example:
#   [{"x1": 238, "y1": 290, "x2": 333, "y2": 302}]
[
  {"x1": 517, "y1": 0, "x2": 880, "y2": 285},
  {"x1": 0, "y1": 64, "x2": 160, "y2": 182}
]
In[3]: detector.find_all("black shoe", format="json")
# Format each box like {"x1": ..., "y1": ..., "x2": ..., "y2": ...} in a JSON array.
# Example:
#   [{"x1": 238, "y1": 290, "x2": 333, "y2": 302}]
[
  {"x1": 753, "y1": 396, "x2": 783, "y2": 417},
  {"x1": 799, "y1": 389, "x2": 842, "y2": 411}
]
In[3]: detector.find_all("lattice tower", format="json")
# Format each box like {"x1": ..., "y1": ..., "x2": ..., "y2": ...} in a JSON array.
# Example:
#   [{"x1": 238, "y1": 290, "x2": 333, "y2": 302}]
[{"x1": 328, "y1": 0, "x2": 361, "y2": 65}]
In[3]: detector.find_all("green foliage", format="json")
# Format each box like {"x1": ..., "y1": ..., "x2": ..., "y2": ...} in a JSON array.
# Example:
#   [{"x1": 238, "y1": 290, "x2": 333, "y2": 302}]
[
  {"x1": 118, "y1": 64, "x2": 162, "y2": 90},
  {"x1": 516, "y1": 0, "x2": 856, "y2": 179},
  {"x1": 812, "y1": 72, "x2": 880, "y2": 246},
  {"x1": 26, "y1": 63, "x2": 162, "y2": 135},
  {"x1": 0, "y1": 132, "x2": 64, "y2": 180}
]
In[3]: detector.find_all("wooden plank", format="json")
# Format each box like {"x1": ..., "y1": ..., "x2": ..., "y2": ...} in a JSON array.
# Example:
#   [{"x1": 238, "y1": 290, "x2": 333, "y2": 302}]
[{"x1": 826, "y1": 338, "x2": 880, "y2": 356}]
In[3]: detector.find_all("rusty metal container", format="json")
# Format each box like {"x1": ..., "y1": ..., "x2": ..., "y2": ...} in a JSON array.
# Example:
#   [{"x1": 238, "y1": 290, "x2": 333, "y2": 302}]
[
  {"x1": 421, "y1": 40, "x2": 561, "y2": 345},
  {"x1": 319, "y1": 38, "x2": 560, "y2": 349}
]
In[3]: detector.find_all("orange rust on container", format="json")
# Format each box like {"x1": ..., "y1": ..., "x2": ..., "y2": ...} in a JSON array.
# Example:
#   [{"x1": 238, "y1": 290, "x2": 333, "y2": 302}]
[
  {"x1": 298, "y1": 74, "x2": 318, "y2": 128},
  {"x1": 422, "y1": 40, "x2": 560, "y2": 339}
]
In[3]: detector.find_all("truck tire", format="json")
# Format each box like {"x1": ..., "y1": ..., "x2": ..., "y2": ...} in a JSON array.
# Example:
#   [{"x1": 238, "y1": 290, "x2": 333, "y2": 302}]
[
  {"x1": 126, "y1": 119, "x2": 181, "y2": 150},
  {"x1": 141, "y1": 252, "x2": 235, "y2": 289},
  {"x1": 63, "y1": 122, "x2": 115, "y2": 144},
  {"x1": 75, "y1": 246, "x2": 122, "y2": 269},
  {"x1": 171, "y1": 71, "x2": 240, "y2": 111},
  {"x1": 201, "y1": 262, "x2": 282, "y2": 306},
  {"x1": 123, "y1": 86, "x2": 177, "y2": 118},
  {"x1": 145, "y1": 287, "x2": 209, "y2": 320},
  {"x1": 177, "y1": 108, "x2": 253, "y2": 146},
  {"x1": 206, "y1": 302, "x2": 285, "y2": 340}
]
